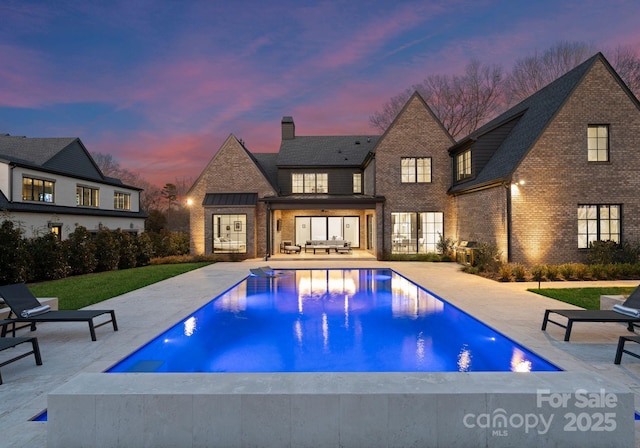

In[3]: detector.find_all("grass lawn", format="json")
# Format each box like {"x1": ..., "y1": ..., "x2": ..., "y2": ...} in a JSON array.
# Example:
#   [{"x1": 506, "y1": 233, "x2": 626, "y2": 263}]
[
  {"x1": 28, "y1": 262, "x2": 212, "y2": 310},
  {"x1": 528, "y1": 287, "x2": 636, "y2": 310}
]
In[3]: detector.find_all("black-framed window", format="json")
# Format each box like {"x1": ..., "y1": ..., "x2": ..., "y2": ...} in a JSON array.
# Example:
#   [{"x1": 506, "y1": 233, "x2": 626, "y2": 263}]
[
  {"x1": 401, "y1": 157, "x2": 431, "y2": 183},
  {"x1": 587, "y1": 124, "x2": 609, "y2": 162},
  {"x1": 114, "y1": 192, "x2": 131, "y2": 210},
  {"x1": 577, "y1": 204, "x2": 620, "y2": 249},
  {"x1": 291, "y1": 173, "x2": 328, "y2": 193},
  {"x1": 456, "y1": 150, "x2": 472, "y2": 181},
  {"x1": 213, "y1": 214, "x2": 247, "y2": 253},
  {"x1": 22, "y1": 176, "x2": 54, "y2": 202},
  {"x1": 76, "y1": 185, "x2": 99, "y2": 207},
  {"x1": 391, "y1": 212, "x2": 443, "y2": 254}
]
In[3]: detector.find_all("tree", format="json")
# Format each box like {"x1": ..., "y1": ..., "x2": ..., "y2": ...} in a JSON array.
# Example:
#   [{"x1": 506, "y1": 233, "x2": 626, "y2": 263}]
[
  {"x1": 505, "y1": 41, "x2": 597, "y2": 104},
  {"x1": 370, "y1": 60, "x2": 504, "y2": 138},
  {"x1": 608, "y1": 45, "x2": 640, "y2": 98}
]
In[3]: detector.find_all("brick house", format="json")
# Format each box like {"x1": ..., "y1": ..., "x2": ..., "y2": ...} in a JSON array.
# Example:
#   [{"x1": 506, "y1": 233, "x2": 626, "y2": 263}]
[
  {"x1": 189, "y1": 52, "x2": 640, "y2": 264},
  {"x1": 449, "y1": 52, "x2": 640, "y2": 265},
  {"x1": 0, "y1": 135, "x2": 146, "y2": 239}
]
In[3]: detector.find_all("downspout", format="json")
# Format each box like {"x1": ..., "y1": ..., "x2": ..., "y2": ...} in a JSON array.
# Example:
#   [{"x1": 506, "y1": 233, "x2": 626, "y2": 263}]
[
  {"x1": 505, "y1": 181, "x2": 512, "y2": 263},
  {"x1": 265, "y1": 201, "x2": 271, "y2": 261}
]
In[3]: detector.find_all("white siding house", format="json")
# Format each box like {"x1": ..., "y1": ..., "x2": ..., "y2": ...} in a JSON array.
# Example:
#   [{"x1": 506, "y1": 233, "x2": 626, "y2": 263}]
[{"x1": 0, "y1": 134, "x2": 146, "y2": 239}]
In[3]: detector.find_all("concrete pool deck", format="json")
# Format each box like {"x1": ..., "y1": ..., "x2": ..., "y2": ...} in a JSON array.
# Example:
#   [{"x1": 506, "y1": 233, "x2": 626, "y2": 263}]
[{"x1": 1, "y1": 260, "x2": 640, "y2": 446}]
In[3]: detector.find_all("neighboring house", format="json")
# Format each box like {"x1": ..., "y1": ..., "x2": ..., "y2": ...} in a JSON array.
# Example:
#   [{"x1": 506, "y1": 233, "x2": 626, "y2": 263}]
[
  {"x1": 189, "y1": 52, "x2": 640, "y2": 265},
  {"x1": 0, "y1": 135, "x2": 146, "y2": 239}
]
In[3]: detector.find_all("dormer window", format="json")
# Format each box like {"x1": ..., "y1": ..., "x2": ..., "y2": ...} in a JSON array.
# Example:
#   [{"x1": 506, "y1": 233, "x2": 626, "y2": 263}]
[{"x1": 456, "y1": 150, "x2": 472, "y2": 181}]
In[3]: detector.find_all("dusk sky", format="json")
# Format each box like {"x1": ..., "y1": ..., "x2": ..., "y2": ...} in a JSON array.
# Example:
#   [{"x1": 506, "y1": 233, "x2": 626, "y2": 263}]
[{"x1": 1, "y1": 0, "x2": 639, "y2": 187}]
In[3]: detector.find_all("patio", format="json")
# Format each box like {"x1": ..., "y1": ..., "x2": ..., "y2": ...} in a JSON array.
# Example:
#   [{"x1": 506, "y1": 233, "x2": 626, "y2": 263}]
[{"x1": 1, "y1": 260, "x2": 639, "y2": 446}]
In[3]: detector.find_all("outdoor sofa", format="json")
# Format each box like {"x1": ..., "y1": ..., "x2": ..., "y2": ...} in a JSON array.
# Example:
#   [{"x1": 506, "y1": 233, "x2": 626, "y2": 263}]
[{"x1": 304, "y1": 240, "x2": 350, "y2": 253}]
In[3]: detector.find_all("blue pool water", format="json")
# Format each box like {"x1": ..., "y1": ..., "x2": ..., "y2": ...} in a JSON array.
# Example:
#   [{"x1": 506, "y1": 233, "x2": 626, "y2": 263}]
[{"x1": 107, "y1": 268, "x2": 559, "y2": 373}]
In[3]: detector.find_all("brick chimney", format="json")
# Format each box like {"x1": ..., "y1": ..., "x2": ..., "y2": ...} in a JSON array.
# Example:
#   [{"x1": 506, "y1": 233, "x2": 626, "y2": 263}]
[{"x1": 281, "y1": 116, "x2": 295, "y2": 140}]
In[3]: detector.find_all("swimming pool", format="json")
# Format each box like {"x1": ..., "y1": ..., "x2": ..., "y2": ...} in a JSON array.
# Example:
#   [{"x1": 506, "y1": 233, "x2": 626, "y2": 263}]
[{"x1": 107, "y1": 268, "x2": 559, "y2": 373}]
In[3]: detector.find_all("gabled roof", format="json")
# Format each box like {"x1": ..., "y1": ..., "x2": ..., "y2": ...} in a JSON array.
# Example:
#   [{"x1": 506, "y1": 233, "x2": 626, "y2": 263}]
[
  {"x1": 0, "y1": 134, "x2": 138, "y2": 189},
  {"x1": 247, "y1": 152, "x2": 279, "y2": 192},
  {"x1": 448, "y1": 52, "x2": 633, "y2": 194},
  {"x1": 277, "y1": 135, "x2": 379, "y2": 167}
]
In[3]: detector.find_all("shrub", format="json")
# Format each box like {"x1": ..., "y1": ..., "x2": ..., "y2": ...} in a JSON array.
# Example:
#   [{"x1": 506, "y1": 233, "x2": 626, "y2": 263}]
[
  {"x1": 66, "y1": 226, "x2": 97, "y2": 275},
  {"x1": 498, "y1": 264, "x2": 512, "y2": 282},
  {"x1": 530, "y1": 265, "x2": 546, "y2": 283},
  {"x1": 473, "y1": 242, "x2": 501, "y2": 273},
  {"x1": 26, "y1": 233, "x2": 70, "y2": 282},
  {"x1": 558, "y1": 263, "x2": 575, "y2": 280},
  {"x1": 0, "y1": 220, "x2": 30, "y2": 284},
  {"x1": 574, "y1": 263, "x2": 590, "y2": 280},
  {"x1": 114, "y1": 230, "x2": 137, "y2": 270},
  {"x1": 587, "y1": 240, "x2": 640, "y2": 265},
  {"x1": 589, "y1": 264, "x2": 608, "y2": 280},
  {"x1": 436, "y1": 233, "x2": 455, "y2": 257},
  {"x1": 512, "y1": 263, "x2": 527, "y2": 281},
  {"x1": 94, "y1": 228, "x2": 120, "y2": 272},
  {"x1": 134, "y1": 232, "x2": 154, "y2": 266},
  {"x1": 544, "y1": 264, "x2": 560, "y2": 281}
]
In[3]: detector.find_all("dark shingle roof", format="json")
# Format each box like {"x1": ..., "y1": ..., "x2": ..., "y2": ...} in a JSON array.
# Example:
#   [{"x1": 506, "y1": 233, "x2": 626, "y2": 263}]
[
  {"x1": 249, "y1": 152, "x2": 279, "y2": 191},
  {"x1": 277, "y1": 135, "x2": 380, "y2": 167},
  {"x1": 448, "y1": 53, "x2": 612, "y2": 193},
  {"x1": 0, "y1": 136, "x2": 78, "y2": 166}
]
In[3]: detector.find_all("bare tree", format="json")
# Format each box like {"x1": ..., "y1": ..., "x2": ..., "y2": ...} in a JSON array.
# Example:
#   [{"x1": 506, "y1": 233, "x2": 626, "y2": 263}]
[
  {"x1": 505, "y1": 41, "x2": 597, "y2": 105},
  {"x1": 607, "y1": 45, "x2": 640, "y2": 98},
  {"x1": 370, "y1": 60, "x2": 504, "y2": 139}
]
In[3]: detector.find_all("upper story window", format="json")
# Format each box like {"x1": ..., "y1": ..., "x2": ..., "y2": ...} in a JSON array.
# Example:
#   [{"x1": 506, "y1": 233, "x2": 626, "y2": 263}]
[
  {"x1": 76, "y1": 185, "x2": 99, "y2": 207},
  {"x1": 456, "y1": 150, "x2": 472, "y2": 181},
  {"x1": 588, "y1": 125, "x2": 609, "y2": 162},
  {"x1": 577, "y1": 204, "x2": 620, "y2": 248},
  {"x1": 353, "y1": 173, "x2": 362, "y2": 194},
  {"x1": 292, "y1": 173, "x2": 328, "y2": 193},
  {"x1": 114, "y1": 192, "x2": 131, "y2": 210},
  {"x1": 22, "y1": 176, "x2": 54, "y2": 203},
  {"x1": 401, "y1": 157, "x2": 431, "y2": 183}
]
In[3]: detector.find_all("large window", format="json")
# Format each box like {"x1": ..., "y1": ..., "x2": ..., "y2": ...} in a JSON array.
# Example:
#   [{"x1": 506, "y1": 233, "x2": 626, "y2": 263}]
[
  {"x1": 456, "y1": 150, "x2": 472, "y2": 181},
  {"x1": 577, "y1": 204, "x2": 620, "y2": 248},
  {"x1": 391, "y1": 212, "x2": 443, "y2": 254},
  {"x1": 292, "y1": 173, "x2": 328, "y2": 193},
  {"x1": 401, "y1": 157, "x2": 431, "y2": 183},
  {"x1": 213, "y1": 214, "x2": 247, "y2": 253},
  {"x1": 588, "y1": 125, "x2": 609, "y2": 162},
  {"x1": 22, "y1": 177, "x2": 54, "y2": 202},
  {"x1": 114, "y1": 192, "x2": 131, "y2": 210},
  {"x1": 76, "y1": 186, "x2": 99, "y2": 206}
]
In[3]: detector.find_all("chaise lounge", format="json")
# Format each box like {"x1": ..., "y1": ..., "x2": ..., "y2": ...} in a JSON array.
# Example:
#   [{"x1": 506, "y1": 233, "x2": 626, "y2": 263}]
[
  {"x1": 0, "y1": 283, "x2": 118, "y2": 341},
  {"x1": 541, "y1": 284, "x2": 640, "y2": 341},
  {"x1": 0, "y1": 332, "x2": 42, "y2": 384}
]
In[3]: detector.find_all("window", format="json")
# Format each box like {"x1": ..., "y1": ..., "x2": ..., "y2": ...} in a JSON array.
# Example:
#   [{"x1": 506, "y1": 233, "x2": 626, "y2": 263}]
[
  {"x1": 291, "y1": 173, "x2": 328, "y2": 193},
  {"x1": 401, "y1": 158, "x2": 431, "y2": 183},
  {"x1": 577, "y1": 204, "x2": 620, "y2": 248},
  {"x1": 114, "y1": 192, "x2": 131, "y2": 210},
  {"x1": 588, "y1": 125, "x2": 609, "y2": 162},
  {"x1": 213, "y1": 214, "x2": 247, "y2": 253},
  {"x1": 76, "y1": 186, "x2": 99, "y2": 206},
  {"x1": 22, "y1": 177, "x2": 54, "y2": 202},
  {"x1": 456, "y1": 150, "x2": 472, "y2": 181},
  {"x1": 391, "y1": 212, "x2": 443, "y2": 254},
  {"x1": 353, "y1": 173, "x2": 362, "y2": 193}
]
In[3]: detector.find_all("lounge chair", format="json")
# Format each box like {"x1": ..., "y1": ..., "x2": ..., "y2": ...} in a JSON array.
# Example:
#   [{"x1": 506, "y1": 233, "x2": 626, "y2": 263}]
[
  {"x1": 0, "y1": 283, "x2": 118, "y2": 341},
  {"x1": 541, "y1": 285, "x2": 640, "y2": 341},
  {"x1": 614, "y1": 335, "x2": 640, "y2": 364},
  {"x1": 0, "y1": 333, "x2": 42, "y2": 384}
]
